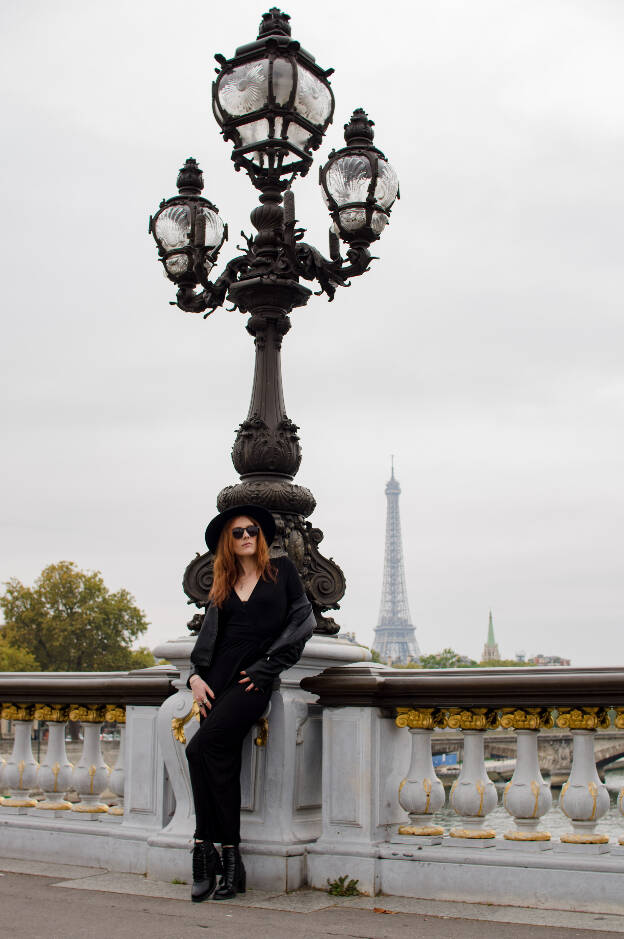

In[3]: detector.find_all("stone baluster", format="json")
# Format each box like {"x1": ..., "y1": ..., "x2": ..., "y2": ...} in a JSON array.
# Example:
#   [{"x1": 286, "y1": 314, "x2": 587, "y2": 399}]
[
  {"x1": 616, "y1": 709, "x2": 624, "y2": 850},
  {"x1": 499, "y1": 708, "x2": 553, "y2": 849},
  {"x1": 0, "y1": 704, "x2": 39, "y2": 810},
  {"x1": 556, "y1": 707, "x2": 611, "y2": 852},
  {"x1": 102, "y1": 705, "x2": 126, "y2": 821},
  {"x1": 68, "y1": 705, "x2": 110, "y2": 816},
  {"x1": 447, "y1": 708, "x2": 499, "y2": 846},
  {"x1": 32, "y1": 705, "x2": 73, "y2": 814},
  {"x1": 393, "y1": 708, "x2": 446, "y2": 845}
]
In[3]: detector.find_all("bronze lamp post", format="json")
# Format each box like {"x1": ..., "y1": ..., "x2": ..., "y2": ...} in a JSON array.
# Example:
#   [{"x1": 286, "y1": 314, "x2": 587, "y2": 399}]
[{"x1": 149, "y1": 8, "x2": 399, "y2": 634}]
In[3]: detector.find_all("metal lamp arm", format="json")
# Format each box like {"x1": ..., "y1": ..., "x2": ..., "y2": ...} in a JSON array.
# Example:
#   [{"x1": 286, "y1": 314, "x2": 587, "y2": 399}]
[
  {"x1": 173, "y1": 254, "x2": 250, "y2": 317},
  {"x1": 292, "y1": 240, "x2": 372, "y2": 302}
]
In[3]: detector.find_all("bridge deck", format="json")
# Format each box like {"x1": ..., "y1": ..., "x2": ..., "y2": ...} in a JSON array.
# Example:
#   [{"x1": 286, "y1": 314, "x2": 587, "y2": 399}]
[{"x1": 0, "y1": 858, "x2": 621, "y2": 937}]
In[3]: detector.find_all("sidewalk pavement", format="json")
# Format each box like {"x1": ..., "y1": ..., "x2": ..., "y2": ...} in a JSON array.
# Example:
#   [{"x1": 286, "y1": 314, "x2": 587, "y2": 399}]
[{"x1": 1, "y1": 857, "x2": 622, "y2": 938}]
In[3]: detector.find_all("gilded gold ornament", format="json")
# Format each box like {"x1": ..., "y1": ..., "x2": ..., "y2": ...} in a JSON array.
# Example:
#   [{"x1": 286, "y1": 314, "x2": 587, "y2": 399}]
[
  {"x1": 398, "y1": 824, "x2": 444, "y2": 836},
  {"x1": 449, "y1": 828, "x2": 496, "y2": 839},
  {"x1": 254, "y1": 717, "x2": 269, "y2": 747},
  {"x1": 171, "y1": 701, "x2": 200, "y2": 744},
  {"x1": 504, "y1": 830, "x2": 551, "y2": 841},
  {"x1": 68, "y1": 706, "x2": 107, "y2": 723},
  {"x1": 1, "y1": 797, "x2": 38, "y2": 808},
  {"x1": 395, "y1": 708, "x2": 448, "y2": 730},
  {"x1": 447, "y1": 708, "x2": 499, "y2": 731},
  {"x1": 71, "y1": 803, "x2": 109, "y2": 814},
  {"x1": 500, "y1": 708, "x2": 554, "y2": 731},
  {"x1": 614, "y1": 709, "x2": 624, "y2": 730},
  {"x1": 560, "y1": 833, "x2": 609, "y2": 844},
  {"x1": 33, "y1": 705, "x2": 70, "y2": 723},
  {"x1": 104, "y1": 706, "x2": 126, "y2": 724},
  {"x1": 1, "y1": 704, "x2": 35, "y2": 722},
  {"x1": 556, "y1": 707, "x2": 610, "y2": 731}
]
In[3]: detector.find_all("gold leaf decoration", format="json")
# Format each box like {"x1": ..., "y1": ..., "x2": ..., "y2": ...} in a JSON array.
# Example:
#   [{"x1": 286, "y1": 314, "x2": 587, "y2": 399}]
[{"x1": 395, "y1": 708, "x2": 448, "y2": 730}]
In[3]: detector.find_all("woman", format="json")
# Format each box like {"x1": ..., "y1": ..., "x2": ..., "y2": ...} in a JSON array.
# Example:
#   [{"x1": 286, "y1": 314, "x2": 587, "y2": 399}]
[{"x1": 185, "y1": 503, "x2": 315, "y2": 903}]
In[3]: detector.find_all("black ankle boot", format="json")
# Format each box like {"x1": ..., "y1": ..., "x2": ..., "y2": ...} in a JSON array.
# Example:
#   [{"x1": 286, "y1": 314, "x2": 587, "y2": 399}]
[
  {"x1": 191, "y1": 841, "x2": 222, "y2": 903},
  {"x1": 213, "y1": 845, "x2": 246, "y2": 900}
]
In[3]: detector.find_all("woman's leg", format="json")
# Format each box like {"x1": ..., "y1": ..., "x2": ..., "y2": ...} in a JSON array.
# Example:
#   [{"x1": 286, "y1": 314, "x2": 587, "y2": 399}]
[{"x1": 185, "y1": 681, "x2": 271, "y2": 844}]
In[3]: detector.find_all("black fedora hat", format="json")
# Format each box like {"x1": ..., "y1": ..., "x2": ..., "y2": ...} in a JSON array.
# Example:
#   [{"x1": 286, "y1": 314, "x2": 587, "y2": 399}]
[{"x1": 205, "y1": 504, "x2": 276, "y2": 554}]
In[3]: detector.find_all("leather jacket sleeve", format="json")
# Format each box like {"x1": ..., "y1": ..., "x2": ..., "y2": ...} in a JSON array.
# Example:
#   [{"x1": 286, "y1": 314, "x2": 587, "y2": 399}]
[{"x1": 244, "y1": 596, "x2": 315, "y2": 692}]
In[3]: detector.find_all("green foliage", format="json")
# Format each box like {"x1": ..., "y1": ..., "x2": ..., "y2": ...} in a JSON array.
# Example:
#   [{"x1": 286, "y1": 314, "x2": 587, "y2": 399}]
[
  {"x1": 0, "y1": 636, "x2": 39, "y2": 671},
  {"x1": 369, "y1": 648, "x2": 382, "y2": 663},
  {"x1": 327, "y1": 875, "x2": 360, "y2": 897},
  {"x1": 418, "y1": 648, "x2": 477, "y2": 669},
  {"x1": 0, "y1": 561, "x2": 154, "y2": 672},
  {"x1": 480, "y1": 658, "x2": 537, "y2": 667}
]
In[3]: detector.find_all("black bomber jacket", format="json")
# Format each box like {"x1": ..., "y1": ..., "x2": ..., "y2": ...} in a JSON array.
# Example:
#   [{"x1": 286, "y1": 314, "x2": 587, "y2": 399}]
[{"x1": 188, "y1": 591, "x2": 315, "y2": 692}]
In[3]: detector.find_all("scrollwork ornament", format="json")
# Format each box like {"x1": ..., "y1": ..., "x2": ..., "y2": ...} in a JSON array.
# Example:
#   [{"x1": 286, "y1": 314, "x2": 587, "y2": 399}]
[
  {"x1": 395, "y1": 707, "x2": 448, "y2": 730},
  {"x1": 556, "y1": 707, "x2": 611, "y2": 731},
  {"x1": 171, "y1": 701, "x2": 200, "y2": 744},
  {"x1": 183, "y1": 551, "x2": 214, "y2": 607},
  {"x1": 33, "y1": 705, "x2": 70, "y2": 723},
  {"x1": 447, "y1": 708, "x2": 500, "y2": 731},
  {"x1": 68, "y1": 706, "x2": 107, "y2": 723},
  {"x1": 500, "y1": 708, "x2": 555, "y2": 731},
  {"x1": 1, "y1": 704, "x2": 35, "y2": 722},
  {"x1": 614, "y1": 709, "x2": 624, "y2": 730}
]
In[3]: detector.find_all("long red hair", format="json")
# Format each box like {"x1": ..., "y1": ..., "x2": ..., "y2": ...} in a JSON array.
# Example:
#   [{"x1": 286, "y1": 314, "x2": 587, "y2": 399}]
[{"x1": 209, "y1": 515, "x2": 277, "y2": 608}]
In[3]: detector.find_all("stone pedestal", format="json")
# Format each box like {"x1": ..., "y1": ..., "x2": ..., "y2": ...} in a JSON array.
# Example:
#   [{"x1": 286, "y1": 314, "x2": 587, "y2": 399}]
[
  {"x1": 147, "y1": 631, "x2": 371, "y2": 888},
  {"x1": 306, "y1": 670, "x2": 407, "y2": 896}
]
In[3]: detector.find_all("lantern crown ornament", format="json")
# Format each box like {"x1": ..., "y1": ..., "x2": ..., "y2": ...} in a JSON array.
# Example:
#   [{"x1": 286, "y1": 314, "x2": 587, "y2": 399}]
[
  {"x1": 212, "y1": 7, "x2": 335, "y2": 192},
  {"x1": 150, "y1": 10, "x2": 399, "y2": 314}
]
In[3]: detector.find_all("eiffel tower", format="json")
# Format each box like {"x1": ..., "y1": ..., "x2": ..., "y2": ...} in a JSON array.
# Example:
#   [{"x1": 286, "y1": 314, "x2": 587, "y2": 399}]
[{"x1": 372, "y1": 460, "x2": 420, "y2": 664}]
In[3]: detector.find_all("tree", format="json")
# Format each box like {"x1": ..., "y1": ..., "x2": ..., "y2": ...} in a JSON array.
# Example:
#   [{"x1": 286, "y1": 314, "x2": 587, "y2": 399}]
[
  {"x1": 0, "y1": 561, "x2": 155, "y2": 672},
  {"x1": 0, "y1": 636, "x2": 39, "y2": 671},
  {"x1": 418, "y1": 648, "x2": 478, "y2": 669},
  {"x1": 480, "y1": 658, "x2": 537, "y2": 667}
]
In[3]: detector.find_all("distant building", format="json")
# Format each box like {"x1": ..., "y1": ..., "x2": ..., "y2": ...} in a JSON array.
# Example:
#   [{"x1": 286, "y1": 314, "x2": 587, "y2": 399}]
[
  {"x1": 481, "y1": 610, "x2": 500, "y2": 661},
  {"x1": 528, "y1": 654, "x2": 571, "y2": 666}
]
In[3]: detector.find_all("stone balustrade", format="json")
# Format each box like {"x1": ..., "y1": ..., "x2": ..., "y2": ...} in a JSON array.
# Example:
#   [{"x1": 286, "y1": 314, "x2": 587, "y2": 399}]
[
  {"x1": 3, "y1": 655, "x2": 624, "y2": 913},
  {"x1": 0, "y1": 669, "x2": 177, "y2": 822},
  {"x1": 300, "y1": 664, "x2": 624, "y2": 908}
]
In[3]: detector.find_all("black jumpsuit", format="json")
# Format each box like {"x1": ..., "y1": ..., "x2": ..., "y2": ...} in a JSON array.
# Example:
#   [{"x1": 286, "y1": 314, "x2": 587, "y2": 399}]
[{"x1": 185, "y1": 556, "x2": 305, "y2": 845}]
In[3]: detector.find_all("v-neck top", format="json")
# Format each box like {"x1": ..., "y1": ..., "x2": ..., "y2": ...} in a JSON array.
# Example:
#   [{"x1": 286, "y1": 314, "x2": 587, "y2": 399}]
[{"x1": 201, "y1": 555, "x2": 304, "y2": 696}]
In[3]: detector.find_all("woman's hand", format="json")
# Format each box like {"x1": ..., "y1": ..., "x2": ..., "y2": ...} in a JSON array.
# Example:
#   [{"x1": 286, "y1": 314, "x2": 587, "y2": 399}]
[
  {"x1": 189, "y1": 675, "x2": 215, "y2": 716},
  {"x1": 238, "y1": 670, "x2": 258, "y2": 692}
]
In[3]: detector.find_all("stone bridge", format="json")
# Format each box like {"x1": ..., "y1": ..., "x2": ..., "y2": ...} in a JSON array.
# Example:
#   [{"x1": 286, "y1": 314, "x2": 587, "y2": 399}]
[{"x1": 431, "y1": 730, "x2": 624, "y2": 780}]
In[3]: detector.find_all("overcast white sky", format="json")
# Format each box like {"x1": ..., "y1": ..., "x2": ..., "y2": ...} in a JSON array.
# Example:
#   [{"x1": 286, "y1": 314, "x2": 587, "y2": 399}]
[{"x1": 1, "y1": 0, "x2": 623, "y2": 666}]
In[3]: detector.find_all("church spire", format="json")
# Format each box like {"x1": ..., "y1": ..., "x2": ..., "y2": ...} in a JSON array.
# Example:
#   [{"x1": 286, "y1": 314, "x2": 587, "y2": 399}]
[{"x1": 482, "y1": 610, "x2": 500, "y2": 661}]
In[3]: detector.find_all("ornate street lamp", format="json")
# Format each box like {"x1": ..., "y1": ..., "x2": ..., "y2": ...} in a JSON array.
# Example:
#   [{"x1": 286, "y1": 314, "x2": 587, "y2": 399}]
[{"x1": 149, "y1": 8, "x2": 399, "y2": 634}]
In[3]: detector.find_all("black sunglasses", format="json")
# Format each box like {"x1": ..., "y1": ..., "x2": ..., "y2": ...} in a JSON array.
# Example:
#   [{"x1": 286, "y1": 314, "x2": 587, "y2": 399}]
[{"x1": 231, "y1": 525, "x2": 260, "y2": 539}]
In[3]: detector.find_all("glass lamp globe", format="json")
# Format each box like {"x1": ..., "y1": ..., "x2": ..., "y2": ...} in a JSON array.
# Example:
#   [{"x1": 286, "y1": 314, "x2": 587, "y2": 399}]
[
  {"x1": 320, "y1": 109, "x2": 399, "y2": 246},
  {"x1": 149, "y1": 158, "x2": 227, "y2": 285},
  {"x1": 212, "y1": 8, "x2": 334, "y2": 187}
]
